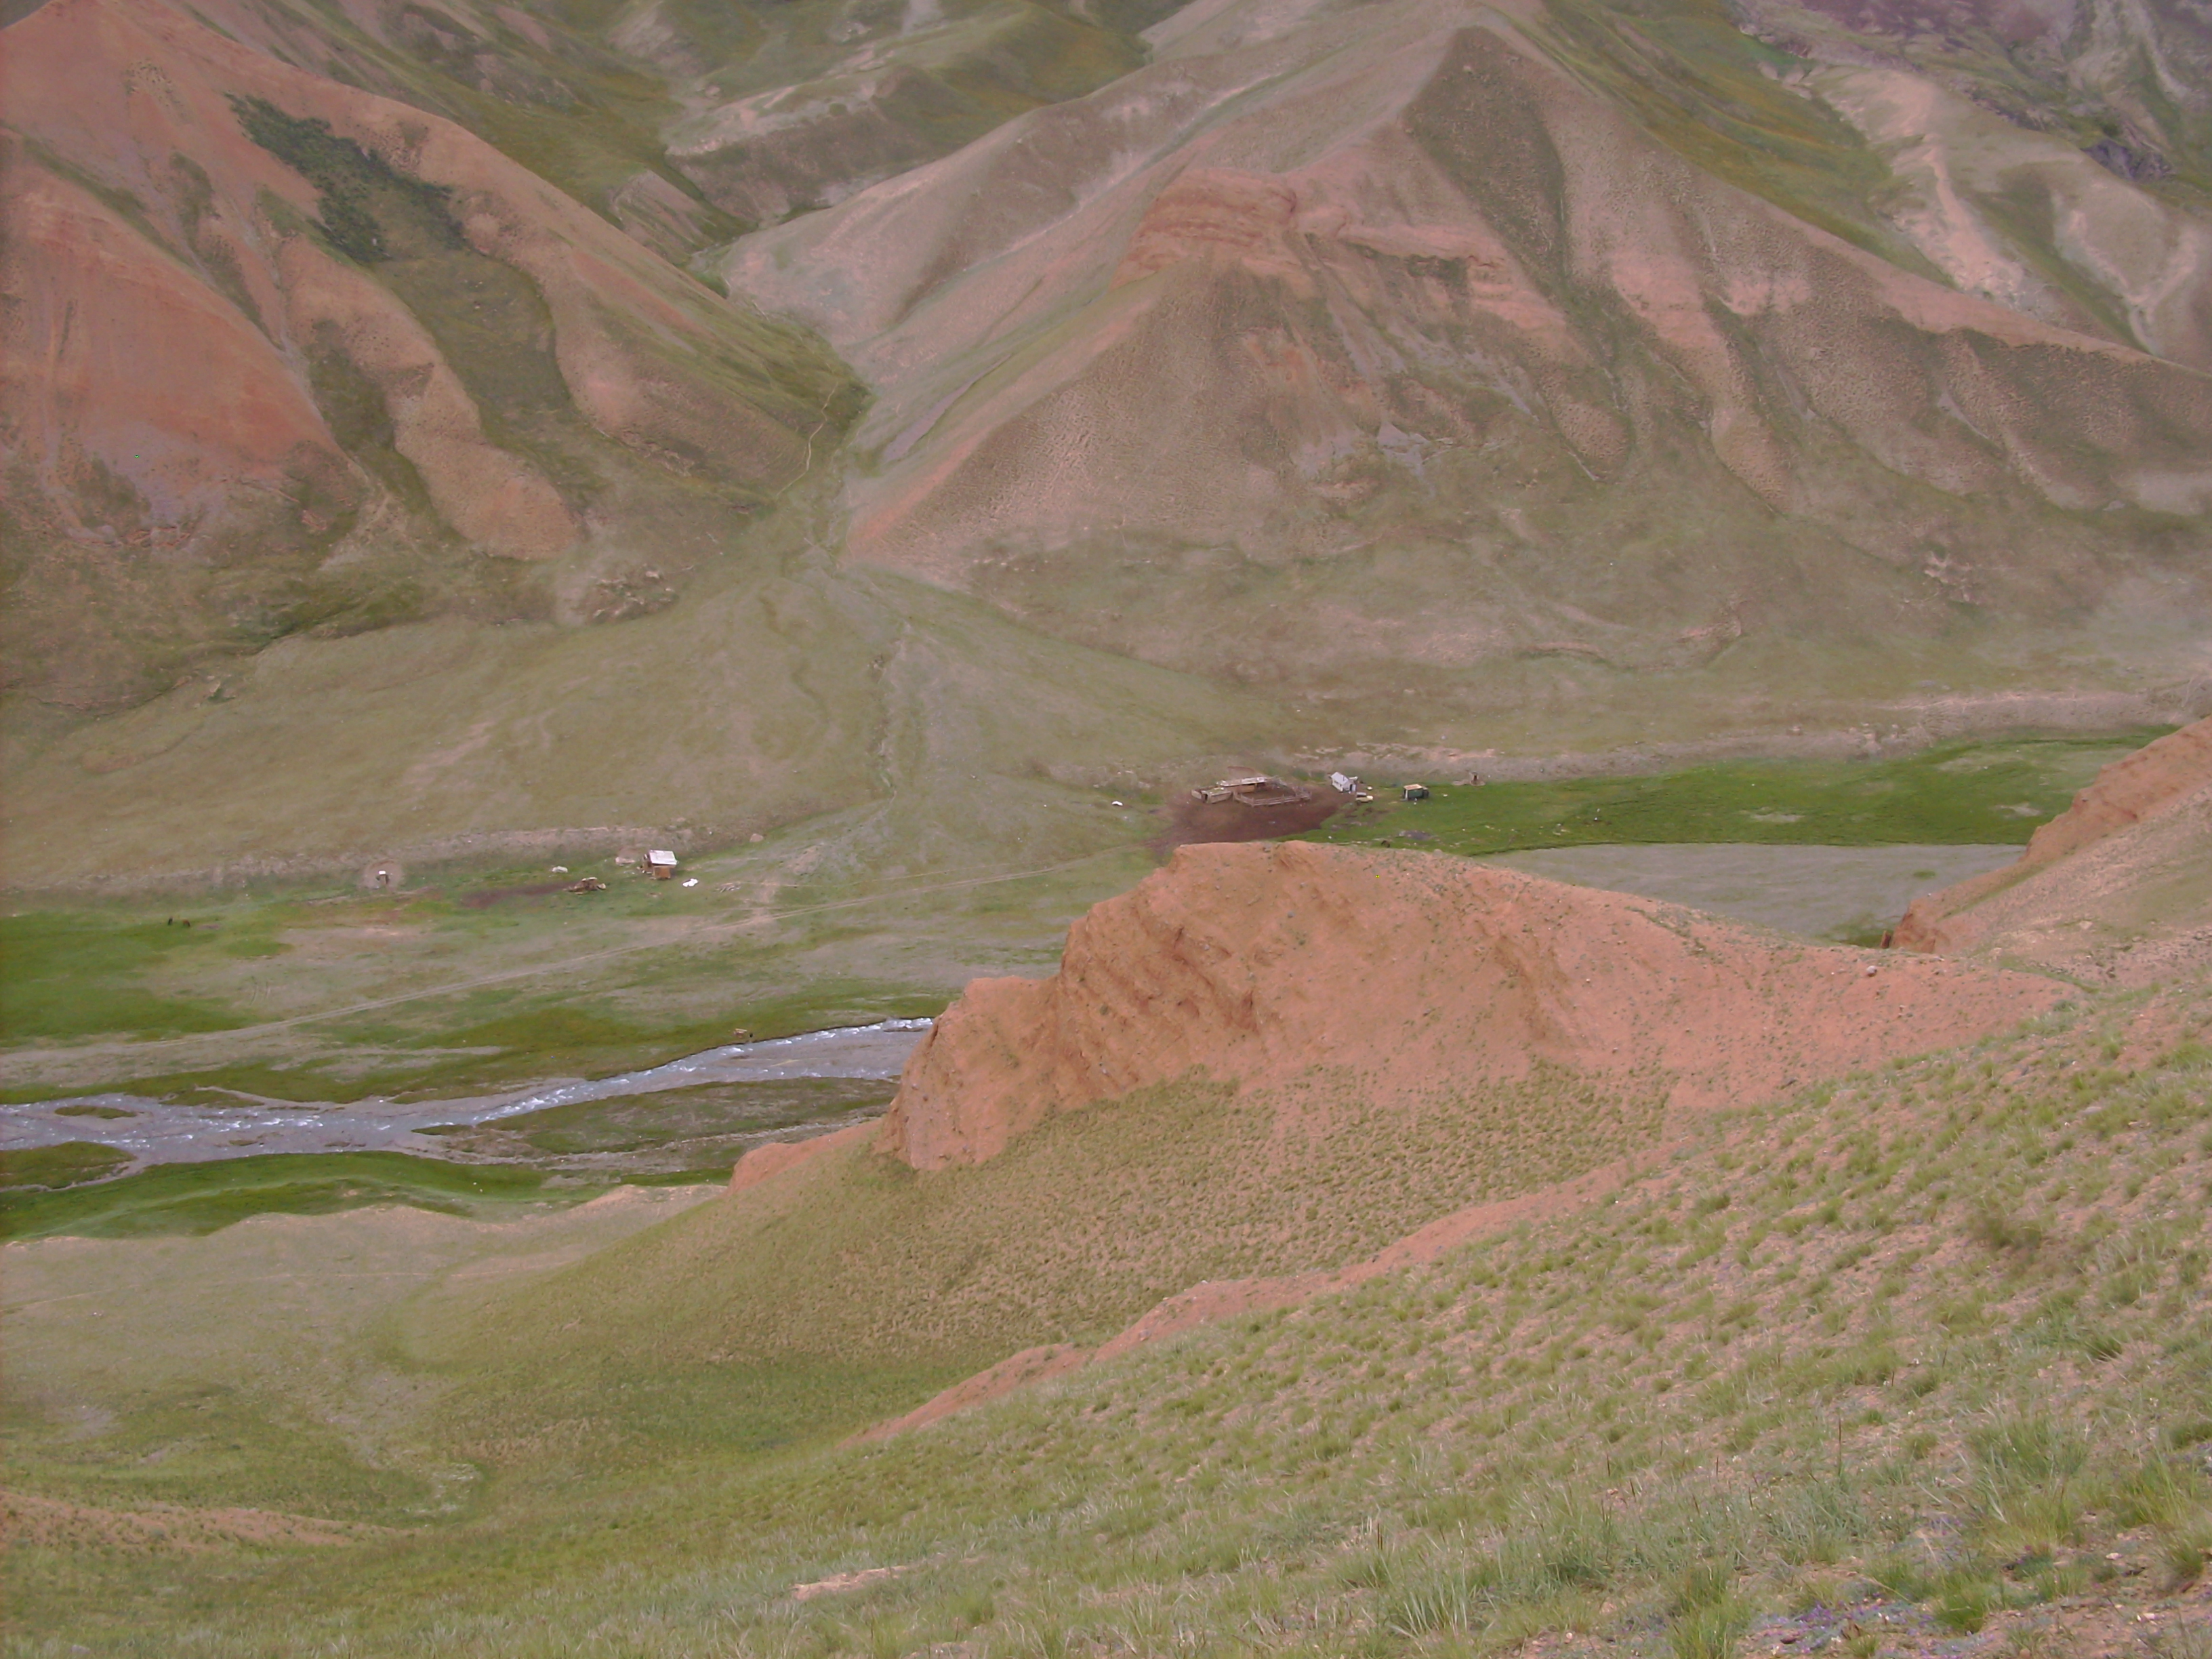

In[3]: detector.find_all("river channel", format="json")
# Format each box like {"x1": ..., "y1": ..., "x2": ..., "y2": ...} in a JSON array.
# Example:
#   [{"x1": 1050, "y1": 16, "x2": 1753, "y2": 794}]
[{"x1": 1, "y1": 1019, "x2": 933, "y2": 1166}]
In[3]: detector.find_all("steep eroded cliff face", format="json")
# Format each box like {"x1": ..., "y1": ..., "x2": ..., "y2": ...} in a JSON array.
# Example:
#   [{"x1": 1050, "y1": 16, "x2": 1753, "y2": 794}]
[
  {"x1": 1895, "y1": 716, "x2": 2212, "y2": 982},
  {"x1": 878, "y1": 840, "x2": 2064, "y2": 1169}
]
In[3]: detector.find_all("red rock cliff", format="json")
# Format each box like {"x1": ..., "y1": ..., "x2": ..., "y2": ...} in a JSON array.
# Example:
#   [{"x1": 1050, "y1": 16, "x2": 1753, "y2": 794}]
[{"x1": 877, "y1": 841, "x2": 2064, "y2": 1170}]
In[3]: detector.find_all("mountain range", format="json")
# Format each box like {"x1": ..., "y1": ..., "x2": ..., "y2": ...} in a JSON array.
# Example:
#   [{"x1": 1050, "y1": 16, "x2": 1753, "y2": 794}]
[{"x1": 4, "y1": 0, "x2": 2211, "y2": 882}]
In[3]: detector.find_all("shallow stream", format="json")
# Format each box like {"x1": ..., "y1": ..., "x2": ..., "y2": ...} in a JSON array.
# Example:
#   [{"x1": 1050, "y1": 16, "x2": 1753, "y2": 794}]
[{"x1": 1, "y1": 1019, "x2": 932, "y2": 1165}]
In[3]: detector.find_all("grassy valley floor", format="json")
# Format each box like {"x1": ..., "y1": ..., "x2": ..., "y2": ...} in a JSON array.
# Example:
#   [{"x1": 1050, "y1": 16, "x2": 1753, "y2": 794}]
[
  {"x1": 0, "y1": 733, "x2": 2167, "y2": 1273},
  {"x1": 3, "y1": 733, "x2": 2153, "y2": 1103},
  {"x1": 1297, "y1": 734, "x2": 2167, "y2": 860}
]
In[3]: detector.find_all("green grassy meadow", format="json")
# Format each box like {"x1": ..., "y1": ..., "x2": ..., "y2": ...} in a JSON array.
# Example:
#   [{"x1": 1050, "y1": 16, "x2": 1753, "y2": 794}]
[
  {"x1": 0, "y1": 911, "x2": 255, "y2": 1044},
  {"x1": 0, "y1": 1151, "x2": 565, "y2": 1242},
  {"x1": 0, "y1": 826, "x2": 1154, "y2": 1106},
  {"x1": 0, "y1": 1140, "x2": 132, "y2": 1193},
  {"x1": 5, "y1": 732, "x2": 2141, "y2": 1088},
  {"x1": 1298, "y1": 733, "x2": 2162, "y2": 859},
  {"x1": 5, "y1": 985, "x2": 2208, "y2": 1656}
]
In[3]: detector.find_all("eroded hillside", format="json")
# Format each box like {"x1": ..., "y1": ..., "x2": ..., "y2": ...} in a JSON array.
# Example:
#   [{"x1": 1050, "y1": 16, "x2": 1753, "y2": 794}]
[
  {"x1": 4, "y1": 0, "x2": 2211, "y2": 896},
  {"x1": 726, "y1": 0, "x2": 2212, "y2": 706},
  {"x1": 1897, "y1": 712, "x2": 2212, "y2": 982},
  {"x1": 877, "y1": 840, "x2": 2061, "y2": 1167},
  {"x1": 0, "y1": 0, "x2": 861, "y2": 708}
]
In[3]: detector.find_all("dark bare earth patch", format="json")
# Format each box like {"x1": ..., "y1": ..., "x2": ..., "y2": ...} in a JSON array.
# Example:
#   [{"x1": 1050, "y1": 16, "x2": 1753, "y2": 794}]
[{"x1": 1157, "y1": 788, "x2": 1342, "y2": 852}]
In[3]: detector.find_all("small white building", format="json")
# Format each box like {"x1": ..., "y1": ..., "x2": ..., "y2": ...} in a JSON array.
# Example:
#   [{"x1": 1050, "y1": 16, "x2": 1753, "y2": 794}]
[{"x1": 647, "y1": 850, "x2": 679, "y2": 880}]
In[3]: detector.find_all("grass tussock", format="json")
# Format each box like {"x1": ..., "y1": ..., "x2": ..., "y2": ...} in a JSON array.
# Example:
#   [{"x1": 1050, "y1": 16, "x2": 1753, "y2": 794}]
[{"x1": 400, "y1": 1059, "x2": 1667, "y2": 1456}]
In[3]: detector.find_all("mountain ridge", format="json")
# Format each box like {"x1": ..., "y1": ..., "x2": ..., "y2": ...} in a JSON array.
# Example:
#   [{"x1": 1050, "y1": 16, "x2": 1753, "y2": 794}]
[
  {"x1": 1, "y1": 0, "x2": 859, "y2": 708},
  {"x1": 7, "y1": 0, "x2": 2212, "y2": 890},
  {"x1": 724, "y1": 0, "x2": 2212, "y2": 709}
]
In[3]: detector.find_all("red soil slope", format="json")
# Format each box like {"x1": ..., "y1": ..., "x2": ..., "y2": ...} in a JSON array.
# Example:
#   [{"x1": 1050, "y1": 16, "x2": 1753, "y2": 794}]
[
  {"x1": 1893, "y1": 716, "x2": 2212, "y2": 977},
  {"x1": 876, "y1": 841, "x2": 2064, "y2": 1170},
  {"x1": 0, "y1": 0, "x2": 829, "y2": 491},
  {"x1": 842, "y1": 842, "x2": 2076, "y2": 1439}
]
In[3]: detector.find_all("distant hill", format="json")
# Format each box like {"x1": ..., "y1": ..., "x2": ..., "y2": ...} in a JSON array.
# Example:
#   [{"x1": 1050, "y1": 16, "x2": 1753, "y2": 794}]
[{"x1": 1, "y1": 0, "x2": 866, "y2": 712}]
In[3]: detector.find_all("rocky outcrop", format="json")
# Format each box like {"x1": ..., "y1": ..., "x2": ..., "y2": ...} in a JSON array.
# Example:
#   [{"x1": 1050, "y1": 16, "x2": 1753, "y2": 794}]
[
  {"x1": 876, "y1": 841, "x2": 2065, "y2": 1170},
  {"x1": 1893, "y1": 716, "x2": 2212, "y2": 981}
]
